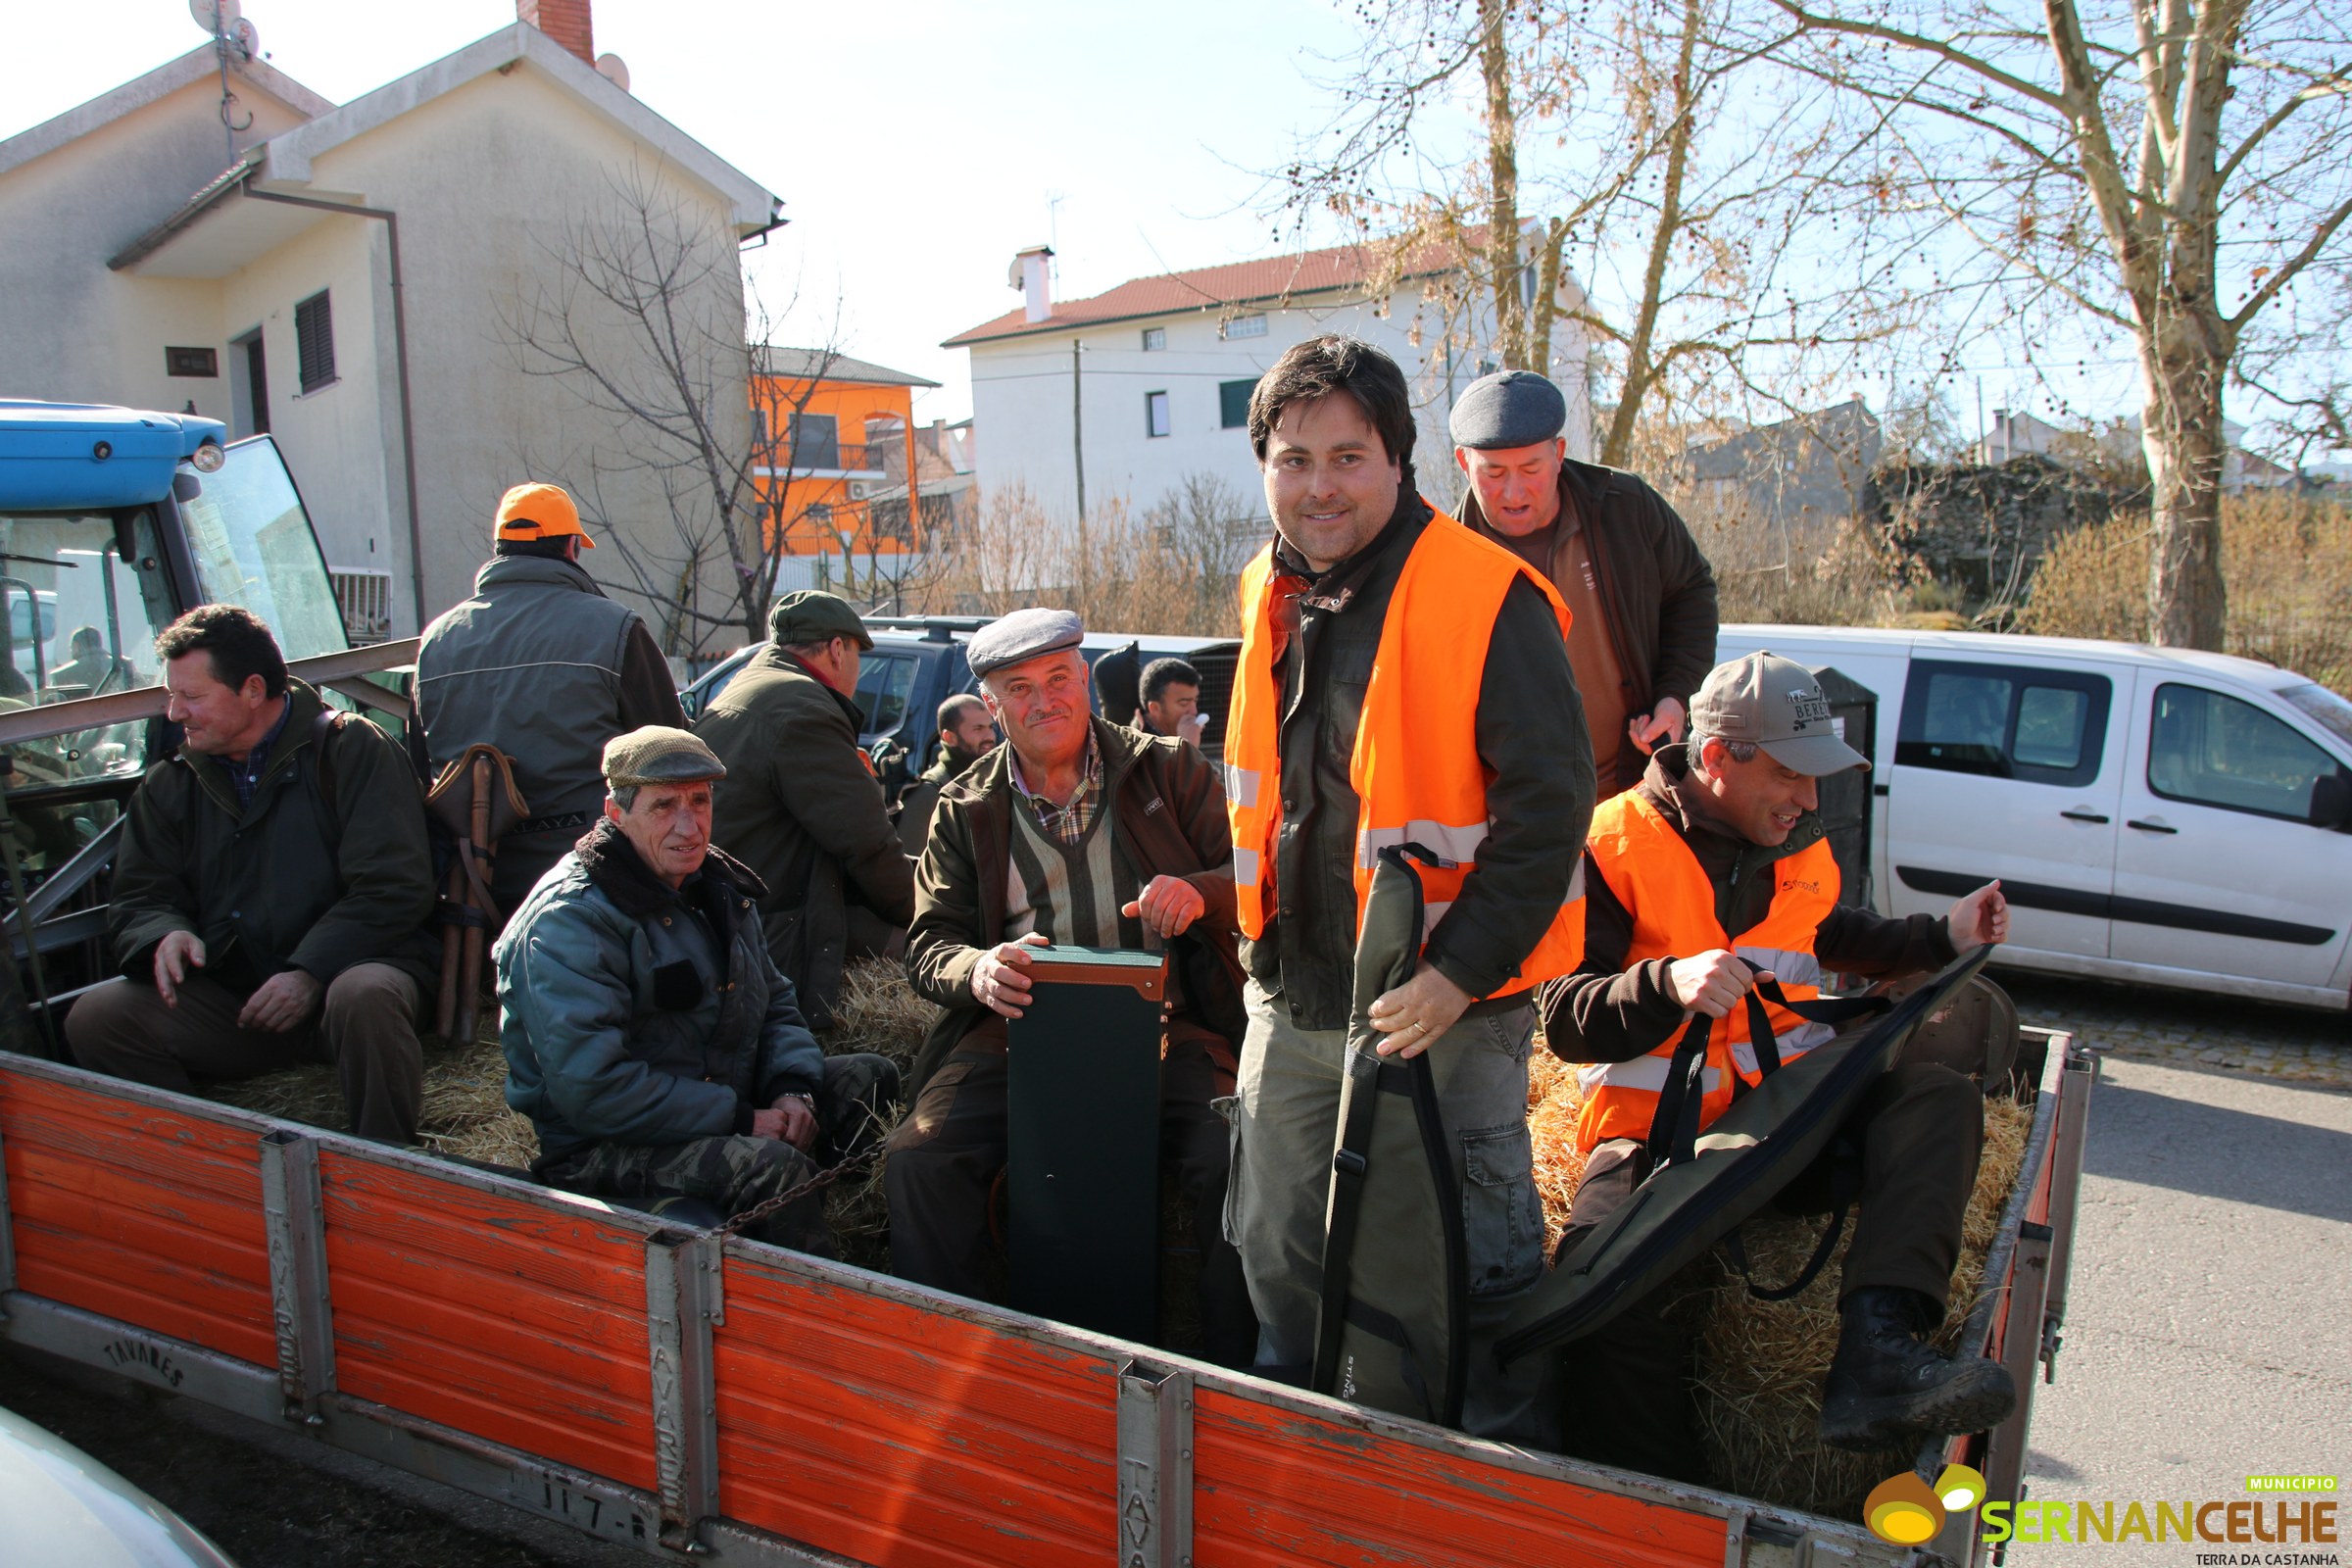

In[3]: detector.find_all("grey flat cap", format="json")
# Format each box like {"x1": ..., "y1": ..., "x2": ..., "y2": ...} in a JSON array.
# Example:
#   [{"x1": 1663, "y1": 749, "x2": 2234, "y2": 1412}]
[
  {"x1": 1448, "y1": 369, "x2": 1568, "y2": 450},
  {"x1": 603, "y1": 725, "x2": 727, "y2": 789},
  {"x1": 968, "y1": 607, "x2": 1084, "y2": 678}
]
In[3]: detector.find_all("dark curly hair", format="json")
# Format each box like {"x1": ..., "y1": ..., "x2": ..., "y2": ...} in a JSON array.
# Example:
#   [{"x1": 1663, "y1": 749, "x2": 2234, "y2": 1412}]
[
  {"x1": 154, "y1": 604, "x2": 287, "y2": 699},
  {"x1": 1245, "y1": 334, "x2": 1417, "y2": 476}
]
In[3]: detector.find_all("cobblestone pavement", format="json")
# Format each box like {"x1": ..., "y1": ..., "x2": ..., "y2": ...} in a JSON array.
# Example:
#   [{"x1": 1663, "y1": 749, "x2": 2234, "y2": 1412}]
[{"x1": 2000, "y1": 968, "x2": 2352, "y2": 1090}]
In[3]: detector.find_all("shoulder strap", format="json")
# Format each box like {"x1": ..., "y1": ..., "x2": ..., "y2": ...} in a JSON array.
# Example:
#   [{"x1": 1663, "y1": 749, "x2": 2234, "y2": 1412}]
[{"x1": 310, "y1": 707, "x2": 347, "y2": 820}]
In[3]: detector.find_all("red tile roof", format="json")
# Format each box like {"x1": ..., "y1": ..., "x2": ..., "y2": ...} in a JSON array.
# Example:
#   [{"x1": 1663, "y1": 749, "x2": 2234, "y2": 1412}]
[{"x1": 941, "y1": 238, "x2": 1454, "y2": 348}]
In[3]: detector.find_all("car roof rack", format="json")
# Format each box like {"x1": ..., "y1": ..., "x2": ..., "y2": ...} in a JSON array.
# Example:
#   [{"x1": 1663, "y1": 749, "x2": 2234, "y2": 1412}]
[{"x1": 863, "y1": 614, "x2": 988, "y2": 644}]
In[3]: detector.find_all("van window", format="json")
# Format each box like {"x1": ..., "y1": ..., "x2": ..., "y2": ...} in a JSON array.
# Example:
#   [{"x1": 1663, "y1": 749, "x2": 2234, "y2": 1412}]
[
  {"x1": 1895, "y1": 661, "x2": 2110, "y2": 787},
  {"x1": 856, "y1": 653, "x2": 917, "y2": 738},
  {"x1": 2147, "y1": 684, "x2": 2338, "y2": 821}
]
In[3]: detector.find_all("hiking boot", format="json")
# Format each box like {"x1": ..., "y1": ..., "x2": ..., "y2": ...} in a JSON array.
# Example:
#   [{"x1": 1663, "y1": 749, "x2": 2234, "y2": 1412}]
[{"x1": 1819, "y1": 1287, "x2": 2017, "y2": 1450}]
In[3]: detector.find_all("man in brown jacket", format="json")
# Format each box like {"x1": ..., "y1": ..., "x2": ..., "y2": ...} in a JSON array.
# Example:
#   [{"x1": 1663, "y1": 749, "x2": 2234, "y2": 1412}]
[
  {"x1": 695, "y1": 592, "x2": 914, "y2": 1027},
  {"x1": 1450, "y1": 370, "x2": 1719, "y2": 793},
  {"x1": 885, "y1": 609, "x2": 1255, "y2": 1366}
]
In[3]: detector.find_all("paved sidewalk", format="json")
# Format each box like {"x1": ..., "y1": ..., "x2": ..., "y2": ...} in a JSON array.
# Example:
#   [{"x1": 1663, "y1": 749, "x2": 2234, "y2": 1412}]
[{"x1": 2002, "y1": 971, "x2": 2352, "y2": 1090}]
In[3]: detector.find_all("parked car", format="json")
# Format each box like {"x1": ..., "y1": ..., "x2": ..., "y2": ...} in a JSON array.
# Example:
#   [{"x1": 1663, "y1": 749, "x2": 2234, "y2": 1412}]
[
  {"x1": 1720, "y1": 624, "x2": 2352, "y2": 1010},
  {"x1": 679, "y1": 614, "x2": 1240, "y2": 797},
  {"x1": 0, "y1": 1400, "x2": 239, "y2": 1566}
]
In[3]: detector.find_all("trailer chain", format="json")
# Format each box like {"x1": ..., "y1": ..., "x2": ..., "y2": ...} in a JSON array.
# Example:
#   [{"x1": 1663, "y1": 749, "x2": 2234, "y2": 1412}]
[{"x1": 712, "y1": 1141, "x2": 884, "y2": 1240}]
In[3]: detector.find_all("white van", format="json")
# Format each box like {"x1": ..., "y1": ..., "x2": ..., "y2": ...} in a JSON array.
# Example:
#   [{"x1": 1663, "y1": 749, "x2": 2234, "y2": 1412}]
[{"x1": 1715, "y1": 625, "x2": 2352, "y2": 1010}]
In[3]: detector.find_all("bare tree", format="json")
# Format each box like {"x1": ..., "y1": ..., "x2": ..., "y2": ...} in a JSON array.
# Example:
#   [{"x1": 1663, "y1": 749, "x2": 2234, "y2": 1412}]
[
  {"x1": 500, "y1": 166, "x2": 851, "y2": 653},
  {"x1": 1280, "y1": 0, "x2": 1915, "y2": 466},
  {"x1": 1766, "y1": 0, "x2": 2352, "y2": 647}
]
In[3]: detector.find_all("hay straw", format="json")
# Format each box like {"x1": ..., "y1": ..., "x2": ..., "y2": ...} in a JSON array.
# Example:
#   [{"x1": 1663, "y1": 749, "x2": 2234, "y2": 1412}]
[
  {"x1": 1529, "y1": 1043, "x2": 2035, "y2": 1516},
  {"x1": 826, "y1": 957, "x2": 938, "y2": 1072},
  {"x1": 1685, "y1": 1094, "x2": 2034, "y2": 1517}
]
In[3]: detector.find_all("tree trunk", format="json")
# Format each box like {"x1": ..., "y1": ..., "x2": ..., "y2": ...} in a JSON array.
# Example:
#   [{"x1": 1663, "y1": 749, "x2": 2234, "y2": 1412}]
[
  {"x1": 1478, "y1": 0, "x2": 1526, "y2": 368},
  {"x1": 2140, "y1": 333, "x2": 2230, "y2": 648},
  {"x1": 1596, "y1": 0, "x2": 1703, "y2": 468}
]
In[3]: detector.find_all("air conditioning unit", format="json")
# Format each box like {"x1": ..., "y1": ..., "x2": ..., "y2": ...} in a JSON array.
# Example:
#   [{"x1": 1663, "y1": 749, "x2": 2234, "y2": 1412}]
[
  {"x1": 331, "y1": 568, "x2": 396, "y2": 645},
  {"x1": 848, "y1": 479, "x2": 875, "y2": 501}
]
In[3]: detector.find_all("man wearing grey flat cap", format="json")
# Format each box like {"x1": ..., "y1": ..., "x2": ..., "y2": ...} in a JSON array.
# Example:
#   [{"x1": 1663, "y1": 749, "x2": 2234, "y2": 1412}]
[
  {"x1": 1538, "y1": 652, "x2": 2011, "y2": 1479},
  {"x1": 1450, "y1": 368, "x2": 1719, "y2": 793},
  {"x1": 697, "y1": 591, "x2": 915, "y2": 1028},
  {"x1": 496, "y1": 726, "x2": 900, "y2": 1253},
  {"x1": 885, "y1": 607, "x2": 1258, "y2": 1365}
]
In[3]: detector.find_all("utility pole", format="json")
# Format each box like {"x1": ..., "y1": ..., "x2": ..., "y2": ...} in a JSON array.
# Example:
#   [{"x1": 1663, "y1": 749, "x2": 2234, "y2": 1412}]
[{"x1": 1072, "y1": 337, "x2": 1087, "y2": 522}]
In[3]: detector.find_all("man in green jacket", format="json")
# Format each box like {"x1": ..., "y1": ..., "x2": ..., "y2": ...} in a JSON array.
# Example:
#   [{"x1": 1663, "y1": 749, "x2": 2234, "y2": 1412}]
[
  {"x1": 893, "y1": 693, "x2": 996, "y2": 858},
  {"x1": 695, "y1": 592, "x2": 915, "y2": 1027},
  {"x1": 67, "y1": 606, "x2": 438, "y2": 1144}
]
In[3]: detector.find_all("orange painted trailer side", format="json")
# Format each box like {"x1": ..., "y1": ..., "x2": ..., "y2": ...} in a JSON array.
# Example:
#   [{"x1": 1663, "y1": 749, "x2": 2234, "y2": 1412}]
[{"x1": 0, "y1": 1044, "x2": 2087, "y2": 1568}]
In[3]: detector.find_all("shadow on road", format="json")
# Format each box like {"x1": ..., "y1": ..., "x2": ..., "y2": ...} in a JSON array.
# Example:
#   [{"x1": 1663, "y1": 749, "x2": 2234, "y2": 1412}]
[{"x1": 2082, "y1": 1079, "x2": 2352, "y2": 1223}]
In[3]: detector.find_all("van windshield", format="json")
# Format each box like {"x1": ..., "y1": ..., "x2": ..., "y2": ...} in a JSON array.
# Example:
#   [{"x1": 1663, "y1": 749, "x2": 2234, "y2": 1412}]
[{"x1": 2278, "y1": 682, "x2": 2352, "y2": 751}]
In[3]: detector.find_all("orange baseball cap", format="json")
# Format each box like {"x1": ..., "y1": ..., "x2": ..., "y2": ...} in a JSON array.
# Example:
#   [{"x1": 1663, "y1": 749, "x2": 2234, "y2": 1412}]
[{"x1": 493, "y1": 481, "x2": 594, "y2": 548}]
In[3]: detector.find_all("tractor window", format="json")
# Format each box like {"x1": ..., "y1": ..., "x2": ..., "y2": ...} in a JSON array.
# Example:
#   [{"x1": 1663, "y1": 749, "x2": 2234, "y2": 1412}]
[{"x1": 178, "y1": 435, "x2": 348, "y2": 661}]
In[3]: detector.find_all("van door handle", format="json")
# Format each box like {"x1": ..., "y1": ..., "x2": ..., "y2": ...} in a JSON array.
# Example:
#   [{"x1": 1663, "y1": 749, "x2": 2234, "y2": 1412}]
[
  {"x1": 2060, "y1": 809, "x2": 2110, "y2": 823},
  {"x1": 2127, "y1": 818, "x2": 2179, "y2": 834}
]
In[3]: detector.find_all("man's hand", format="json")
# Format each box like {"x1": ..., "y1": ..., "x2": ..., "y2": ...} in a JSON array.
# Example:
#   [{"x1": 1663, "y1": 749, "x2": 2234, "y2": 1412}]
[
  {"x1": 1665, "y1": 949, "x2": 1753, "y2": 1019},
  {"x1": 237, "y1": 968, "x2": 322, "y2": 1033},
  {"x1": 1122, "y1": 875, "x2": 1206, "y2": 938},
  {"x1": 1367, "y1": 961, "x2": 1476, "y2": 1058},
  {"x1": 971, "y1": 932, "x2": 1052, "y2": 1018},
  {"x1": 770, "y1": 1095, "x2": 817, "y2": 1151},
  {"x1": 1948, "y1": 880, "x2": 2010, "y2": 949},
  {"x1": 153, "y1": 930, "x2": 206, "y2": 1007},
  {"x1": 1629, "y1": 696, "x2": 1690, "y2": 756},
  {"x1": 1179, "y1": 712, "x2": 1210, "y2": 747}
]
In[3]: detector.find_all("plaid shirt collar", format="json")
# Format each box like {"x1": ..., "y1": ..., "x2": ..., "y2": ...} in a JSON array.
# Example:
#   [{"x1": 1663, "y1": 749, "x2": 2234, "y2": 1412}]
[{"x1": 1007, "y1": 727, "x2": 1103, "y2": 848}]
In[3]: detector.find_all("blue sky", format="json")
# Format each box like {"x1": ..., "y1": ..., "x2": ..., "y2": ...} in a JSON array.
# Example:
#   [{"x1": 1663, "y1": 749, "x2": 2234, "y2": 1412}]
[{"x1": 3, "y1": 0, "x2": 1363, "y2": 427}]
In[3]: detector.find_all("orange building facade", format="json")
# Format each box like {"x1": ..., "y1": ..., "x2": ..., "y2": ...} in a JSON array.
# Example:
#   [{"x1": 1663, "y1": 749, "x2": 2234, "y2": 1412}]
[{"x1": 752, "y1": 350, "x2": 941, "y2": 559}]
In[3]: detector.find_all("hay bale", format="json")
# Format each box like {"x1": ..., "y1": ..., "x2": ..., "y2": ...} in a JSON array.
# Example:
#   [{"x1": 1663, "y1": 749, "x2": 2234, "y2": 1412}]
[
  {"x1": 1530, "y1": 1052, "x2": 2035, "y2": 1517},
  {"x1": 207, "y1": 1013, "x2": 540, "y2": 1167},
  {"x1": 826, "y1": 957, "x2": 936, "y2": 1073}
]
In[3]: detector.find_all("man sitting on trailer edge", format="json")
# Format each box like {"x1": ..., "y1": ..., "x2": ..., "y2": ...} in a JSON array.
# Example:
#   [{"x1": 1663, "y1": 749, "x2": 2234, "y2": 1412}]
[
  {"x1": 66, "y1": 605, "x2": 439, "y2": 1145},
  {"x1": 1540, "y1": 651, "x2": 2015, "y2": 1480},
  {"x1": 495, "y1": 727, "x2": 898, "y2": 1250},
  {"x1": 884, "y1": 608, "x2": 1258, "y2": 1366}
]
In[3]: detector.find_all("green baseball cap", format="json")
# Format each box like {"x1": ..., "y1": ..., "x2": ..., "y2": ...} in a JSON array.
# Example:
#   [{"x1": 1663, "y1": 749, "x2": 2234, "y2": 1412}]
[
  {"x1": 1690, "y1": 652, "x2": 1869, "y2": 775},
  {"x1": 768, "y1": 590, "x2": 872, "y2": 649}
]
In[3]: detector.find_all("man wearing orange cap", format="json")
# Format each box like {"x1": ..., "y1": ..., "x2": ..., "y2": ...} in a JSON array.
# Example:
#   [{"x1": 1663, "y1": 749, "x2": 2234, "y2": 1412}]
[{"x1": 416, "y1": 481, "x2": 687, "y2": 916}]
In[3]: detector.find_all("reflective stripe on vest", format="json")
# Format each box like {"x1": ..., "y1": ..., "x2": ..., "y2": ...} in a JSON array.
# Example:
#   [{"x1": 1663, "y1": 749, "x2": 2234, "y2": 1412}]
[
  {"x1": 1579, "y1": 1056, "x2": 1725, "y2": 1097},
  {"x1": 1571, "y1": 790, "x2": 1840, "y2": 1154},
  {"x1": 1224, "y1": 510, "x2": 1587, "y2": 999}
]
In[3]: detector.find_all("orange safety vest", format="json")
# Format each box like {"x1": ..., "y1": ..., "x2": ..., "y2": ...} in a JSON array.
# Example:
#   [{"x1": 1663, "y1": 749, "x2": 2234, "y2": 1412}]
[
  {"x1": 1223, "y1": 508, "x2": 1586, "y2": 999},
  {"x1": 1573, "y1": 790, "x2": 1840, "y2": 1153}
]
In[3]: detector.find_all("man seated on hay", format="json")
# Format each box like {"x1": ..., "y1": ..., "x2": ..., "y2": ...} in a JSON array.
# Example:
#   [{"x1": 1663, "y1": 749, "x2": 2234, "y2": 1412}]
[
  {"x1": 495, "y1": 727, "x2": 899, "y2": 1252},
  {"x1": 884, "y1": 609, "x2": 1257, "y2": 1367},
  {"x1": 1540, "y1": 652, "x2": 2016, "y2": 1479}
]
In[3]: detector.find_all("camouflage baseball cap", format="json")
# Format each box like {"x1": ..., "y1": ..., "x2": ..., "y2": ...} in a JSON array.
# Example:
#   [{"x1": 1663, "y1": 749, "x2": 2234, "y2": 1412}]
[
  {"x1": 602, "y1": 726, "x2": 726, "y2": 790},
  {"x1": 1690, "y1": 652, "x2": 1869, "y2": 775}
]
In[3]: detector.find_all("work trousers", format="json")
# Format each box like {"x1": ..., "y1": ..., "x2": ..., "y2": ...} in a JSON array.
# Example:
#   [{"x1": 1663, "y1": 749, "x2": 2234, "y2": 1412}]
[
  {"x1": 67, "y1": 964, "x2": 425, "y2": 1145},
  {"x1": 537, "y1": 1053, "x2": 901, "y2": 1256},
  {"x1": 1229, "y1": 978, "x2": 1555, "y2": 1445},
  {"x1": 1554, "y1": 1058, "x2": 1985, "y2": 1484},
  {"x1": 883, "y1": 1014, "x2": 1257, "y2": 1369}
]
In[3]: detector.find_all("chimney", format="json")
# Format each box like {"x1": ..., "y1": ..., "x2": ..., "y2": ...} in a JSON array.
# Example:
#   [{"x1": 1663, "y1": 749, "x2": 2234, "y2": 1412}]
[
  {"x1": 1008, "y1": 244, "x2": 1055, "y2": 324},
  {"x1": 517, "y1": 0, "x2": 595, "y2": 67}
]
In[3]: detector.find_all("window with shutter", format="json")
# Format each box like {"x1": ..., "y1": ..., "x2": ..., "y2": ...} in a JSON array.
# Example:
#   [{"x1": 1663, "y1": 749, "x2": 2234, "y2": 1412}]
[{"x1": 294, "y1": 290, "x2": 336, "y2": 392}]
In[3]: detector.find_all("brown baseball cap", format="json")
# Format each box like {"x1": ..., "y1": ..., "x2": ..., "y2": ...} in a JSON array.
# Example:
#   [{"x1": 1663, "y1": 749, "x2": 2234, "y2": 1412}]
[{"x1": 1690, "y1": 652, "x2": 1869, "y2": 775}]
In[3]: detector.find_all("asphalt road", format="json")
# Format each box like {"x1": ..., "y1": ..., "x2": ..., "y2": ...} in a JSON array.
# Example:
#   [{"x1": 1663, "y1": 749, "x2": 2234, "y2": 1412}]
[{"x1": 2018, "y1": 1054, "x2": 2351, "y2": 1564}]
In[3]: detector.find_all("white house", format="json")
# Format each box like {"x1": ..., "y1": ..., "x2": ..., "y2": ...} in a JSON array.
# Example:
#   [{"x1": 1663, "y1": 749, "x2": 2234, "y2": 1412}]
[
  {"x1": 0, "y1": 4, "x2": 778, "y2": 648},
  {"x1": 942, "y1": 240, "x2": 1594, "y2": 526}
]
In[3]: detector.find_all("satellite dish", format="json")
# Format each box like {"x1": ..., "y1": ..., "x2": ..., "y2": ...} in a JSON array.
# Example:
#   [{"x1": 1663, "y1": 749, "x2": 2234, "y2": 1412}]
[
  {"x1": 188, "y1": 0, "x2": 241, "y2": 34},
  {"x1": 230, "y1": 16, "x2": 260, "y2": 56},
  {"x1": 594, "y1": 52, "x2": 631, "y2": 91}
]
